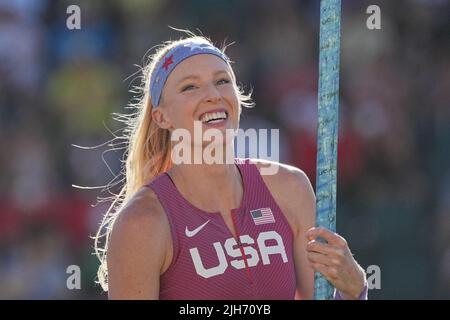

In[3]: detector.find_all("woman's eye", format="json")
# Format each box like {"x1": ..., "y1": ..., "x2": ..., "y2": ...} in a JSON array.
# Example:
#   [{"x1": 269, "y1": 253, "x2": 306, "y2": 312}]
[
  {"x1": 181, "y1": 79, "x2": 230, "y2": 92},
  {"x1": 216, "y1": 78, "x2": 230, "y2": 85},
  {"x1": 181, "y1": 84, "x2": 196, "y2": 92}
]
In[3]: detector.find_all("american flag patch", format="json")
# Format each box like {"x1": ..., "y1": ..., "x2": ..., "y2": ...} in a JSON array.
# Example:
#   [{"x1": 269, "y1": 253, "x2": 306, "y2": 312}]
[{"x1": 250, "y1": 208, "x2": 275, "y2": 225}]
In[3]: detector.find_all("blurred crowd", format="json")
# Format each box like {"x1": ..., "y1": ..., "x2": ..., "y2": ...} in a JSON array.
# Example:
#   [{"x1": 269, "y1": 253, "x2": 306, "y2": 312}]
[{"x1": 0, "y1": 0, "x2": 449, "y2": 299}]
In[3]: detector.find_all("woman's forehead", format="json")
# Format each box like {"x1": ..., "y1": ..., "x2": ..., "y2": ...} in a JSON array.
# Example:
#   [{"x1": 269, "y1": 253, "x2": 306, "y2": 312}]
[{"x1": 167, "y1": 54, "x2": 231, "y2": 82}]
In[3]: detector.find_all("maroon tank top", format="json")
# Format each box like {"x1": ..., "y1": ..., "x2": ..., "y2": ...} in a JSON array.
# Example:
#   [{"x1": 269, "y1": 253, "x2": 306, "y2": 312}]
[{"x1": 146, "y1": 158, "x2": 296, "y2": 299}]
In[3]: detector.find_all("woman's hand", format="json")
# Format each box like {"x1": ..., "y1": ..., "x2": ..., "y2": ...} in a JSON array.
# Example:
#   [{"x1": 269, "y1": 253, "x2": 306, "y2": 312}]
[{"x1": 306, "y1": 227, "x2": 367, "y2": 299}]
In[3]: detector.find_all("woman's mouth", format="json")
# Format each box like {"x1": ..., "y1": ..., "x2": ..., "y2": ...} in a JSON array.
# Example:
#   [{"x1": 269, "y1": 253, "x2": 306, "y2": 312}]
[{"x1": 199, "y1": 110, "x2": 229, "y2": 126}]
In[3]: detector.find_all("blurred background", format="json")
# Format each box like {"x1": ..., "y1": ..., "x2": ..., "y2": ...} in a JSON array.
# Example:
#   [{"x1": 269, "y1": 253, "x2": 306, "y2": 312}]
[{"x1": 0, "y1": 0, "x2": 449, "y2": 299}]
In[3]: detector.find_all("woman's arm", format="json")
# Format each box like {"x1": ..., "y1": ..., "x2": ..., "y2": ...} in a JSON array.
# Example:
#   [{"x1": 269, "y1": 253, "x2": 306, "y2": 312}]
[
  {"x1": 256, "y1": 161, "x2": 315, "y2": 299},
  {"x1": 287, "y1": 169, "x2": 316, "y2": 300},
  {"x1": 107, "y1": 187, "x2": 171, "y2": 299},
  {"x1": 280, "y1": 168, "x2": 367, "y2": 299},
  {"x1": 256, "y1": 159, "x2": 366, "y2": 300}
]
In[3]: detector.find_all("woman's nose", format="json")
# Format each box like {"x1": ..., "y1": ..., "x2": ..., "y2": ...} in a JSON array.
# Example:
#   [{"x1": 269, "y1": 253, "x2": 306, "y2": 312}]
[{"x1": 203, "y1": 84, "x2": 222, "y2": 103}]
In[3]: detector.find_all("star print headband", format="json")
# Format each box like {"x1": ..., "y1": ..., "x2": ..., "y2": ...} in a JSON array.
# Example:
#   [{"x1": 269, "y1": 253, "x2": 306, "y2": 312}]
[{"x1": 150, "y1": 42, "x2": 230, "y2": 107}]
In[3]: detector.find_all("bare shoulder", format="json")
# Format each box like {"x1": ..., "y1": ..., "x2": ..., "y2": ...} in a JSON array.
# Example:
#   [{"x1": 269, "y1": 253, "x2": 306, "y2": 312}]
[
  {"x1": 249, "y1": 158, "x2": 316, "y2": 235},
  {"x1": 249, "y1": 159, "x2": 312, "y2": 192},
  {"x1": 113, "y1": 186, "x2": 168, "y2": 235},
  {"x1": 107, "y1": 186, "x2": 171, "y2": 299},
  {"x1": 248, "y1": 158, "x2": 314, "y2": 200}
]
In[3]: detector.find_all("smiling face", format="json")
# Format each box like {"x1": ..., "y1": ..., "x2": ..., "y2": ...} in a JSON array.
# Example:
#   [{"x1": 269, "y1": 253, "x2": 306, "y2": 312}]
[{"x1": 151, "y1": 54, "x2": 241, "y2": 141}]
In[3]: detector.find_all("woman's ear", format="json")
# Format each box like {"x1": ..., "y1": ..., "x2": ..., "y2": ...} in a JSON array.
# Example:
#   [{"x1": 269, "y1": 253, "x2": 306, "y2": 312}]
[{"x1": 152, "y1": 107, "x2": 173, "y2": 130}]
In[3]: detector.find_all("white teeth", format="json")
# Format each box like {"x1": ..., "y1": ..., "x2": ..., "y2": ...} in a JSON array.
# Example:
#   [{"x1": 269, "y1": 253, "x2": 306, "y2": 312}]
[
  {"x1": 208, "y1": 119, "x2": 223, "y2": 124},
  {"x1": 200, "y1": 111, "x2": 227, "y2": 123}
]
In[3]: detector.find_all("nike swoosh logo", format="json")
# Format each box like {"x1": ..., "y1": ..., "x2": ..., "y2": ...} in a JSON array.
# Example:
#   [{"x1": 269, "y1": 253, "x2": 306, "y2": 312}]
[{"x1": 185, "y1": 220, "x2": 210, "y2": 238}]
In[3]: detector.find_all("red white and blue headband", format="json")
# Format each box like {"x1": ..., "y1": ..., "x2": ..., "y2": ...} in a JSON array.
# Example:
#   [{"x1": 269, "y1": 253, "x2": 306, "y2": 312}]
[{"x1": 150, "y1": 42, "x2": 230, "y2": 107}]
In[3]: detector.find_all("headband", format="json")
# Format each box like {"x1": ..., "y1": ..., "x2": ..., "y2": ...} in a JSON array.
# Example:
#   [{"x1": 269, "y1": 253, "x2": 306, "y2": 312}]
[{"x1": 150, "y1": 42, "x2": 230, "y2": 107}]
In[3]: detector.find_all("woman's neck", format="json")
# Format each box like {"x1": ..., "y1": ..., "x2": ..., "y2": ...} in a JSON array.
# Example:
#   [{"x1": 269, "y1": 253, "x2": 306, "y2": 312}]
[{"x1": 167, "y1": 162, "x2": 243, "y2": 214}]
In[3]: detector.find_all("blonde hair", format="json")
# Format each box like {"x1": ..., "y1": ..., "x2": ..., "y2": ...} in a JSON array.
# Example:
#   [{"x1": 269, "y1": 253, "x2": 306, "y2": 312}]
[{"x1": 94, "y1": 31, "x2": 254, "y2": 292}]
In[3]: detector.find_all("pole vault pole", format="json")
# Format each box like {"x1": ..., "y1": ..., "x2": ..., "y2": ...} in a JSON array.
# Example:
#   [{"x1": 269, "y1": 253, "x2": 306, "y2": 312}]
[{"x1": 314, "y1": 0, "x2": 342, "y2": 300}]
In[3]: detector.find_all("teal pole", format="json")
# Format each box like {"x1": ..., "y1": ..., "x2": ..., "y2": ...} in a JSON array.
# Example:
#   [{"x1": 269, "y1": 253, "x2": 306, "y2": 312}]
[{"x1": 314, "y1": 0, "x2": 342, "y2": 300}]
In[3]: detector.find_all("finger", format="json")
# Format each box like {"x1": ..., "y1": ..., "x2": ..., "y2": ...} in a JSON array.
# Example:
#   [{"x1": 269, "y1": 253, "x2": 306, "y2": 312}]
[
  {"x1": 306, "y1": 227, "x2": 347, "y2": 247},
  {"x1": 306, "y1": 251, "x2": 334, "y2": 267},
  {"x1": 306, "y1": 227, "x2": 336, "y2": 242},
  {"x1": 306, "y1": 244, "x2": 345, "y2": 267},
  {"x1": 310, "y1": 263, "x2": 339, "y2": 282},
  {"x1": 307, "y1": 239, "x2": 335, "y2": 254},
  {"x1": 309, "y1": 261, "x2": 327, "y2": 272},
  {"x1": 306, "y1": 227, "x2": 316, "y2": 241},
  {"x1": 307, "y1": 240, "x2": 345, "y2": 259}
]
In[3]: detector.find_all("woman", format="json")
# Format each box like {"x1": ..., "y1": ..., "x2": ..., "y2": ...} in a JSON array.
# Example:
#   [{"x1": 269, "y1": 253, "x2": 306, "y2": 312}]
[{"x1": 95, "y1": 34, "x2": 367, "y2": 300}]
